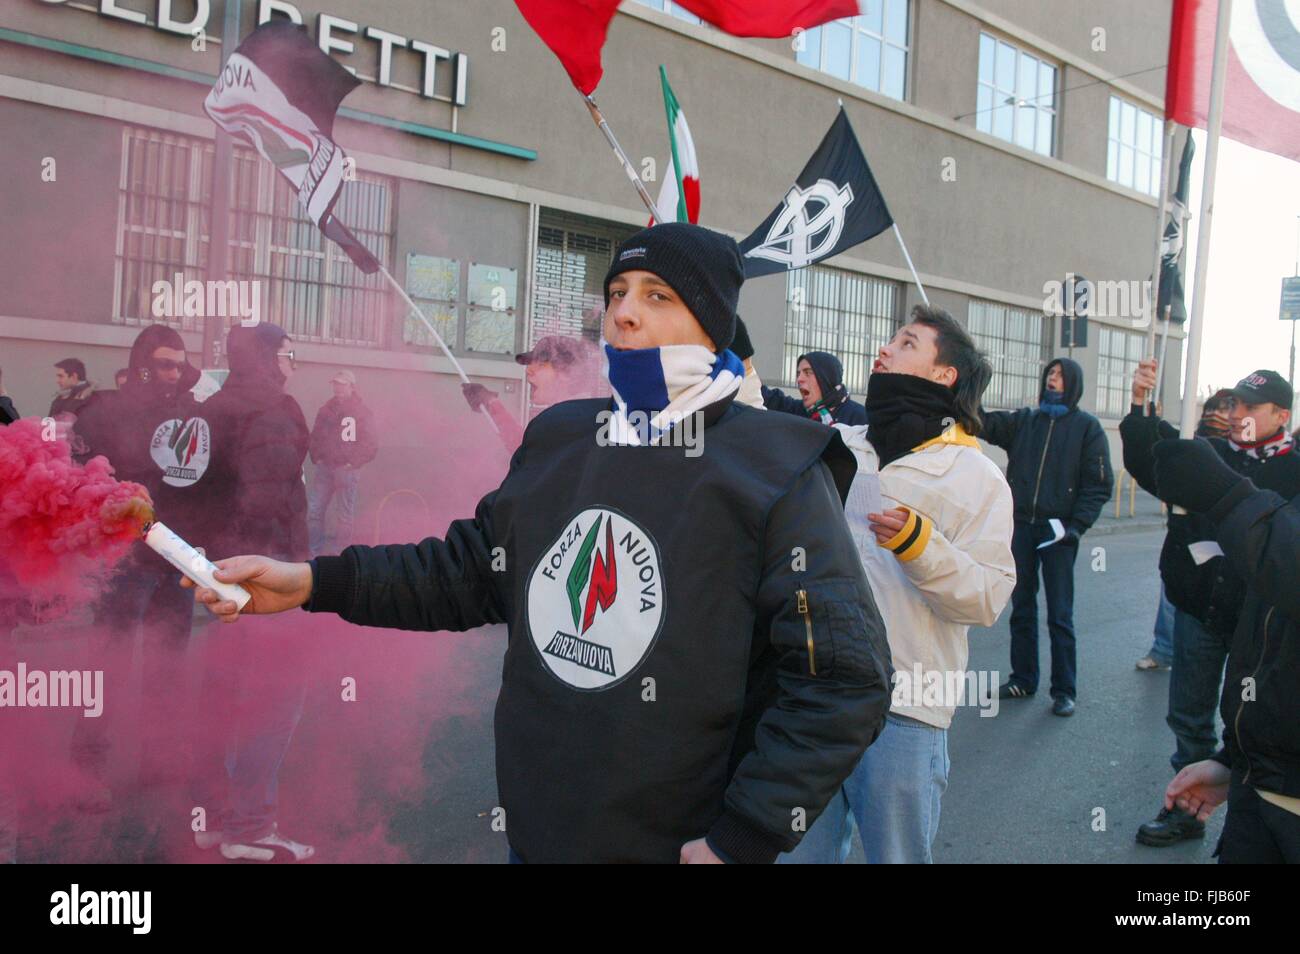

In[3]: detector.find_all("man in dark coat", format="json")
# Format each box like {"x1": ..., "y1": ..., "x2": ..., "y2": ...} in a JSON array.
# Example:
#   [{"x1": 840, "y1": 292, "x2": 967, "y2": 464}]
[
  {"x1": 980, "y1": 357, "x2": 1113, "y2": 716},
  {"x1": 307, "y1": 369, "x2": 378, "y2": 553}
]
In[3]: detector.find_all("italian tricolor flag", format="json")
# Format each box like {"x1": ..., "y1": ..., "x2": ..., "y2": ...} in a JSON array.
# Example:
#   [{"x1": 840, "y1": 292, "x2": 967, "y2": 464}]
[{"x1": 651, "y1": 67, "x2": 700, "y2": 225}]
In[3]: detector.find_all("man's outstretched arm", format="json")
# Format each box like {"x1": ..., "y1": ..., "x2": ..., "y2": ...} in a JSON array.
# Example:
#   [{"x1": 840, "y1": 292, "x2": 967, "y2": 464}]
[{"x1": 188, "y1": 491, "x2": 506, "y2": 632}]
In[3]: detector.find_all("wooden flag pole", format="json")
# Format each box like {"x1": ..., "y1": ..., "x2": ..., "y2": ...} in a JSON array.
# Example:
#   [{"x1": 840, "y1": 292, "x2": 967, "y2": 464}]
[
  {"x1": 892, "y1": 224, "x2": 930, "y2": 305},
  {"x1": 1156, "y1": 304, "x2": 1173, "y2": 410},
  {"x1": 584, "y1": 93, "x2": 666, "y2": 224}
]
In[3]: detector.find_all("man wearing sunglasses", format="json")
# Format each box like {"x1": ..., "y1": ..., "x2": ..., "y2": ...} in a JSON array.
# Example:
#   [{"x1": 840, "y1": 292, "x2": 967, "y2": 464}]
[{"x1": 69, "y1": 324, "x2": 208, "y2": 814}]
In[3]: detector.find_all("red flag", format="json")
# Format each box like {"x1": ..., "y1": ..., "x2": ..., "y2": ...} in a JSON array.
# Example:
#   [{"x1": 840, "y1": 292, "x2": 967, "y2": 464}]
[
  {"x1": 1166, "y1": 0, "x2": 1300, "y2": 162},
  {"x1": 514, "y1": 0, "x2": 622, "y2": 95},
  {"x1": 515, "y1": 0, "x2": 859, "y2": 94}
]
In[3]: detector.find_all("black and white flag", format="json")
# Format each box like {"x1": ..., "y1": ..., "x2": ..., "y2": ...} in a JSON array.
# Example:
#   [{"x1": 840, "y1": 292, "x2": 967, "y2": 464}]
[
  {"x1": 1157, "y1": 134, "x2": 1195, "y2": 323},
  {"x1": 739, "y1": 108, "x2": 893, "y2": 278},
  {"x1": 204, "y1": 21, "x2": 380, "y2": 273}
]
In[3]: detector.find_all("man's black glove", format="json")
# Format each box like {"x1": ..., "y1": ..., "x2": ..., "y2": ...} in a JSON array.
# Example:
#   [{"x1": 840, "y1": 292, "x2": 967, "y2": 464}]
[
  {"x1": 1152, "y1": 438, "x2": 1246, "y2": 513},
  {"x1": 1062, "y1": 527, "x2": 1081, "y2": 546},
  {"x1": 461, "y1": 383, "x2": 496, "y2": 413}
]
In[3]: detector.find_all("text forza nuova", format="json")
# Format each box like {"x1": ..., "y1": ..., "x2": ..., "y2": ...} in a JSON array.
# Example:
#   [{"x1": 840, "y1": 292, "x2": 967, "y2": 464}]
[{"x1": 151, "y1": 274, "x2": 261, "y2": 326}]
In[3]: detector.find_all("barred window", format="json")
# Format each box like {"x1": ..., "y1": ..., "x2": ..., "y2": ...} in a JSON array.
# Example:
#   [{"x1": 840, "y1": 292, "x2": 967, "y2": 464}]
[
  {"x1": 783, "y1": 267, "x2": 900, "y2": 397},
  {"x1": 534, "y1": 210, "x2": 637, "y2": 345},
  {"x1": 977, "y1": 32, "x2": 1056, "y2": 157},
  {"x1": 795, "y1": 0, "x2": 910, "y2": 101},
  {"x1": 1097, "y1": 324, "x2": 1145, "y2": 418},
  {"x1": 114, "y1": 126, "x2": 394, "y2": 347},
  {"x1": 967, "y1": 299, "x2": 1050, "y2": 410}
]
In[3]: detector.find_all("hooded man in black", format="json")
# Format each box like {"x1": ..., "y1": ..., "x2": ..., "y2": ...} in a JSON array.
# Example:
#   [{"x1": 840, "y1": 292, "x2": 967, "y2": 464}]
[
  {"x1": 980, "y1": 357, "x2": 1113, "y2": 716},
  {"x1": 184, "y1": 222, "x2": 893, "y2": 864},
  {"x1": 69, "y1": 324, "x2": 206, "y2": 796},
  {"x1": 188, "y1": 323, "x2": 315, "y2": 862},
  {"x1": 762, "y1": 351, "x2": 868, "y2": 425}
]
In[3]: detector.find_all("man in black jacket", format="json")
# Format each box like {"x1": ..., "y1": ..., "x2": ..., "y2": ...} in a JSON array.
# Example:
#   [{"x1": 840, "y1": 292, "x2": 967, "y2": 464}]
[
  {"x1": 1123, "y1": 363, "x2": 1300, "y2": 846},
  {"x1": 186, "y1": 222, "x2": 893, "y2": 864},
  {"x1": 69, "y1": 325, "x2": 206, "y2": 800},
  {"x1": 981, "y1": 357, "x2": 1113, "y2": 716},
  {"x1": 1153, "y1": 437, "x2": 1300, "y2": 863},
  {"x1": 762, "y1": 351, "x2": 868, "y2": 425}
]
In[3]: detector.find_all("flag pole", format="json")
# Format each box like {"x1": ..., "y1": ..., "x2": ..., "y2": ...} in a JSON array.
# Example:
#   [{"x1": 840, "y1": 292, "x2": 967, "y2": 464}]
[
  {"x1": 1156, "y1": 304, "x2": 1173, "y2": 409},
  {"x1": 583, "y1": 94, "x2": 665, "y2": 223},
  {"x1": 892, "y1": 224, "x2": 930, "y2": 305},
  {"x1": 1179, "y1": 0, "x2": 1232, "y2": 443},
  {"x1": 1144, "y1": 120, "x2": 1177, "y2": 415},
  {"x1": 376, "y1": 265, "x2": 500, "y2": 434}
]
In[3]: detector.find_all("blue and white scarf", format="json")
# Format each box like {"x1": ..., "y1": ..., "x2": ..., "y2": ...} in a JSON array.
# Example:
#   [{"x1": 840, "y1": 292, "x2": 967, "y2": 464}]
[{"x1": 603, "y1": 344, "x2": 744, "y2": 445}]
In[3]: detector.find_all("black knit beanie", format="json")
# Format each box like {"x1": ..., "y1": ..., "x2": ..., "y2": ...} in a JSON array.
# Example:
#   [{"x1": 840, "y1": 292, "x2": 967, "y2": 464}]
[
  {"x1": 731, "y1": 317, "x2": 755, "y2": 361},
  {"x1": 603, "y1": 222, "x2": 743, "y2": 352}
]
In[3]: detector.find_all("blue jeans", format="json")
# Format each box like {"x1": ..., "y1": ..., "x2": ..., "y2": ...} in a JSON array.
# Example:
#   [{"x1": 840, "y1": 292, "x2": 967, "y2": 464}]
[
  {"x1": 779, "y1": 714, "x2": 950, "y2": 864},
  {"x1": 1147, "y1": 585, "x2": 1175, "y2": 666},
  {"x1": 190, "y1": 616, "x2": 307, "y2": 841},
  {"x1": 1167, "y1": 608, "x2": 1229, "y2": 773},
  {"x1": 1008, "y1": 520, "x2": 1079, "y2": 699},
  {"x1": 307, "y1": 462, "x2": 361, "y2": 554}
]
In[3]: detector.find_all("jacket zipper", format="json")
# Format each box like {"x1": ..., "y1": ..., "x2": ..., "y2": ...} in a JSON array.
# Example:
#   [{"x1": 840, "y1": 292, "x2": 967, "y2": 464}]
[
  {"x1": 1030, "y1": 419, "x2": 1057, "y2": 522},
  {"x1": 1236, "y1": 606, "x2": 1273, "y2": 786},
  {"x1": 797, "y1": 589, "x2": 816, "y2": 675}
]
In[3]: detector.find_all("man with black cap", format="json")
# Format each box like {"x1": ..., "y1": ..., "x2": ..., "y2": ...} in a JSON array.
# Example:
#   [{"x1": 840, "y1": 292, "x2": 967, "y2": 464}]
[
  {"x1": 462, "y1": 334, "x2": 604, "y2": 450},
  {"x1": 762, "y1": 351, "x2": 868, "y2": 425},
  {"x1": 185, "y1": 221, "x2": 893, "y2": 864},
  {"x1": 1123, "y1": 362, "x2": 1300, "y2": 847},
  {"x1": 69, "y1": 324, "x2": 206, "y2": 803}
]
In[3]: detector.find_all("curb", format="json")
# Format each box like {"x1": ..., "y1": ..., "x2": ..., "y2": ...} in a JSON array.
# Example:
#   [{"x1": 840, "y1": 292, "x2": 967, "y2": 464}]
[{"x1": 1089, "y1": 519, "x2": 1165, "y2": 537}]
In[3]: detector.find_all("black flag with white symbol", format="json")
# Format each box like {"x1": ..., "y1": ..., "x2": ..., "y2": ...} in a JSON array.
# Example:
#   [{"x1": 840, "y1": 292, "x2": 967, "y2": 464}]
[
  {"x1": 739, "y1": 108, "x2": 893, "y2": 278},
  {"x1": 1158, "y1": 134, "x2": 1195, "y2": 323}
]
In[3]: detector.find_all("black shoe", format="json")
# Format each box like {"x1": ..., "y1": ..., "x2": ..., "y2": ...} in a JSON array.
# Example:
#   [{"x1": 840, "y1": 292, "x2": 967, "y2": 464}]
[
  {"x1": 1136, "y1": 806, "x2": 1205, "y2": 847},
  {"x1": 999, "y1": 682, "x2": 1034, "y2": 700},
  {"x1": 1051, "y1": 695, "x2": 1075, "y2": 716}
]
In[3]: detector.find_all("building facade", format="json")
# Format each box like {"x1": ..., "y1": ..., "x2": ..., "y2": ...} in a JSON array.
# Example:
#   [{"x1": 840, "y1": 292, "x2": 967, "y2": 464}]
[{"x1": 1, "y1": 0, "x2": 1185, "y2": 477}]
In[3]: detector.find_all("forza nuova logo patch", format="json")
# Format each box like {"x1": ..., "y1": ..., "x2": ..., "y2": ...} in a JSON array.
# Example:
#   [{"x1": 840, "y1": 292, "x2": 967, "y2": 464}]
[
  {"x1": 527, "y1": 507, "x2": 665, "y2": 690},
  {"x1": 150, "y1": 418, "x2": 211, "y2": 487}
]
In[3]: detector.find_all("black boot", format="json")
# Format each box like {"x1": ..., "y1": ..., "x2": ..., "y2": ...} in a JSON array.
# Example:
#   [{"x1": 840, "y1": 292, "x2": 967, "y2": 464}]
[{"x1": 1136, "y1": 806, "x2": 1205, "y2": 847}]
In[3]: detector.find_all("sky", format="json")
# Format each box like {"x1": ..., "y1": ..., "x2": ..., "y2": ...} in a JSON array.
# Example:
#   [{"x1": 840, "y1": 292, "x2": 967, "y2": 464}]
[{"x1": 1182, "y1": 130, "x2": 1300, "y2": 399}]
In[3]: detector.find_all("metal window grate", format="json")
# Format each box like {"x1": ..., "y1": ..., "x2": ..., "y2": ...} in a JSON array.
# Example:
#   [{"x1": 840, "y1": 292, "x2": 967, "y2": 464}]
[
  {"x1": 114, "y1": 126, "x2": 394, "y2": 347},
  {"x1": 967, "y1": 299, "x2": 1050, "y2": 410},
  {"x1": 533, "y1": 210, "x2": 637, "y2": 346},
  {"x1": 1097, "y1": 325, "x2": 1146, "y2": 418},
  {"x1": 783, "y1": 266, "x2": 900, "y2": 397}
]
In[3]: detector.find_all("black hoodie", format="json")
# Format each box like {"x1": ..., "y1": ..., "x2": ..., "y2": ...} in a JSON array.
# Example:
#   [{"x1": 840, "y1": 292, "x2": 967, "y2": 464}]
[
  {"x1": 761, "y1": 351, "x2": 868, "y2": 425},
  {"x1": 198, "y1": 323, "x2": 310, "y2": 562},
  {"x1": 72, "y1": 325, "x2": 213, "y2": 558},
  {"x1": 979, "y1": 357, "x2": 1113, "y2": 532}
]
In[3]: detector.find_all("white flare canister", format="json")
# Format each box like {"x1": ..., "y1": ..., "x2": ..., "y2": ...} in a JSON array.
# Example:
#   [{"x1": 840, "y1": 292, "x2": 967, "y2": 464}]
[{"x1": 143, "y1": 521, "x2": 252, "y2": 611}]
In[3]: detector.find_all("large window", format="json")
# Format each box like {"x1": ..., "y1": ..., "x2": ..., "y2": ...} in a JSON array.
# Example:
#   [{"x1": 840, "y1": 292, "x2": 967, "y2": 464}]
[
  {"x1": 632, "y1": 0, "x2": 701, "y2": 24},
  {"x1": 795, "y1": 1, "x2": 910, "y2": 101},
  {"x1": 976, "y1": 32, "x2": 1057, "y2": 157},
  {"x1": 967, "y1": 300, "x2": 1050, "y2": 410},
  {"x1": 783, "y1": 267, "x2": 900, "y2": 397},
  {"x1": 114, "y1": 127, "x2": 394, "y2": 347},
  {"x1": 1097, "y1": 325, "x2": 1145, "y2": 418},
  {"x1": 1107, "y1": 96, "x2": 1164, "y2": 197}
]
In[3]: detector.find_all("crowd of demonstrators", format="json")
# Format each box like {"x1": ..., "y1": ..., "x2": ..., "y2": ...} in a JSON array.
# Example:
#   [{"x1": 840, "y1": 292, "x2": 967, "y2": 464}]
[
  {"x1": 49, "y1": 358, "x2": 96, "y2": 420},
  {"x1": 783, "y1": 306, "x2": 1014, "y2": 864},
  {"x1": 762, "y1": 350, "x2": 868, "y2": 425},
  {"x1": 187, "y1": 222, "x2": 894, "y2": 864},
  {"x1": 307, "y1": 369, "x2": 378, "y2": 555},
  {"x1": 1122, "y1": 362, "x2": 1300, "y2": 850},
  {"x1": 981, "y1": 358, "x2": 1113, "y2": 717},
  {"x1": 1134, "y1": 388, "x2": 1232, "y2": 675},
  {"x1": 1152, "y1": 435, "x2": 1300, "y2": 862},
  {"x1": 461, "y1": 334, "x2": 607, "y2": 451},
  {"x1": 68, "y1": 325, "x2": 206, "y2": 808}
]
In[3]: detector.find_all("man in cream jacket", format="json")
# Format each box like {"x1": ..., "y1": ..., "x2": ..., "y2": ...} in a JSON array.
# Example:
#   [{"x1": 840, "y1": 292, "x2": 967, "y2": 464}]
[{"x1": 783, "y1": 304, "x2": 1015, "y2": 864}]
